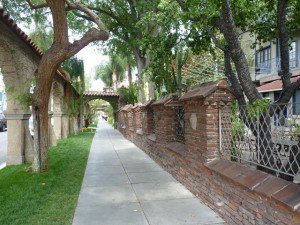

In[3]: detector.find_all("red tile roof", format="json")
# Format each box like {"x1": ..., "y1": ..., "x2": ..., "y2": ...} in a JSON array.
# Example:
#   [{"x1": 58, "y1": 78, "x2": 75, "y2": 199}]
[
  {"x1": 0, "y1": 8, "x2": 43, "y2": 57},
  {"x1": 180, "y1": 79, "x2": 230, "y2": 100},
  {"x1": 257, "y1": 76, "x2": 300, "y2": 92},
  {"x1": 0, "y1": 7, "x2": 69, "y2": 83},
  {"x1": 84, "y1": 91, "x2": 119, "y2": 97}
]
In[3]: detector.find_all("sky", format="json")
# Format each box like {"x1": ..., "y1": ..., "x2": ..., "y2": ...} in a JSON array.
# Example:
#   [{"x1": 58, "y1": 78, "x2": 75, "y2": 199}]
[
  {"x1": 17, "y1": 22, "x2": 109, "y2": 92},
  {"x1": 76, "y1": 45, "x2": 109, "y2": 91}
]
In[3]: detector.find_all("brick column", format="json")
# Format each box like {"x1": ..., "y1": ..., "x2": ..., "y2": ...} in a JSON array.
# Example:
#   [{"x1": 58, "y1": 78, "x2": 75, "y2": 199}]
[
  {"x1": 126, "y1": 106, "x2": 134, "y2": 141},
  {"x1": 151, "y1": 94, "x2": 180, "y2": 144},
  {"x1": 118, "y1": 105, "x2": 132, "y2": 138},
  {"x1": 180, "y1": 80, "x2": 235, "y2": 163},
  {"x1": 132, "y1": 104, "x2": 142, "y2": 133},
  {"x1": 140, "y1": 100, "x2": 155, "y2": 135}
]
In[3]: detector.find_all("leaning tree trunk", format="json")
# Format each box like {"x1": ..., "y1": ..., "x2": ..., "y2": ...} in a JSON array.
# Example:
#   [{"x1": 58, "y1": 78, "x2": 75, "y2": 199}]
[
  {"x1": 112, "y1": 70, "x2": 118, "y2": 92},
  {"x1": 219, "y1": 0, "x2": 261, "y2": 102},
  {"x1": 27, "y1": 0, "x2": 109, "y2": 172},
  {"x1": 32, "y1": 55, "x2": 59, "y2": 172},
  {"x1": 127, "y1": 63, "x2": 132, "y2": 86},
  {"x1": 133, "y1": 48, "x2": 146, "y2": 103},
  {"x1": 255, "y1": 113, "x2": 276, "y2": 174},
  {"x1": 219, "y1": 0, "x2": 277, "y2": 174}
]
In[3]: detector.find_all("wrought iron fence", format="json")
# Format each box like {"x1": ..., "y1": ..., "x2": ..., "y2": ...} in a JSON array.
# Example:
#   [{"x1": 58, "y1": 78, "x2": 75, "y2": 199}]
[
  {"x1": 174, "y1": 108, "x2": 185, "y2": 143},
  {"x1": 220, "y1": 102, "x2": 300, "y2": 182}
]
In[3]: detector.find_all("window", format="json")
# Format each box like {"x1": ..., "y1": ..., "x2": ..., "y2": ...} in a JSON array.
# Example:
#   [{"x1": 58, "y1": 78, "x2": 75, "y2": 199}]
[
  {"x1": 256, "y1": 46, "x2": 271, "y2": 73},
  {"x1": 293, "y1": 90, "x2": 300, "y2": 115},
  {"x1": 289, "y1": 41, "x2": 297, "y2": 68},
  {"x1": 262, "y1": 92, "x2": 269, "y2": 98},
  {"x1": 276, "y1": 40, "x2": 298, "y2": 69}
]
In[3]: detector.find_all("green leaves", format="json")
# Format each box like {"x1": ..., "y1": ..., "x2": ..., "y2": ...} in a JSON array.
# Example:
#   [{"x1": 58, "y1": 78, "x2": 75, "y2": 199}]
[
  {"x1": 118, "y1": 83, "x2": 138, "y2": 105},
  {"x1": 246, "y1": 99, "x2": 270, "y2": 120},
  {"x1": 94, "y1": 54, "x2": 126, "y2": 87},
  {"x1": 62, "y1": 57, "x2": 85, "y2": 93}
]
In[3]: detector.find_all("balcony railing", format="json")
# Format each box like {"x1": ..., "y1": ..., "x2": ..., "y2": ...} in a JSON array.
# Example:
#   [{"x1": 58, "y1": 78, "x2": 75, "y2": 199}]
[{"x1": 255, "y1": 53, "x2": 299, "y2": 76}]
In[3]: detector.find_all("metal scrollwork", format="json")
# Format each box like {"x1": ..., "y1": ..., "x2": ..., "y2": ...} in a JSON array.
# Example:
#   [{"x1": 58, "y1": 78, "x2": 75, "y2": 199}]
[{"x1": 175, "y1": 108, "x2": 185, "y2": 143}]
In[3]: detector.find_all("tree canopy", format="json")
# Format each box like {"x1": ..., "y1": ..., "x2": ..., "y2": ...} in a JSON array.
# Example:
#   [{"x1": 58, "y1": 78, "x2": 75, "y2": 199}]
[{"x1": 95, "y1": 54, "x2": 126, "y2": 90}]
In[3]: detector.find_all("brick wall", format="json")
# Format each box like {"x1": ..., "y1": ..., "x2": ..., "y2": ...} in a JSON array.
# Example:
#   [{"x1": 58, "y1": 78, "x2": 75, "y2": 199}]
[{"x1": 117, "y1": 80, "x2": 300, "y2": 225}]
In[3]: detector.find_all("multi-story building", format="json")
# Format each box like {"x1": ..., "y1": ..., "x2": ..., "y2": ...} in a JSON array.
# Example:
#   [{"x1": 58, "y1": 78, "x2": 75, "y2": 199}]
[{"x1": 243, "y1": 32, "x2": 300, "y2": 114}]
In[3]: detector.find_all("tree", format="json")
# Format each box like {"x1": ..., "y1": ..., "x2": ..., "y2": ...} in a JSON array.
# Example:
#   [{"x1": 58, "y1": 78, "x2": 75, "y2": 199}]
[
  {"x1": 95, "y1": 54, "x2": 126, "y2": 91},
  {"x1": 173, "y1": 0, "x2": 300, "y2": 173},
  {"x1": 173, "y1": 0, "x2": 300, "y2": 104},
  {"x1": 28, "y1": 9, "x2": 53, "y2": 52},
  {"x1": 175, "y1": 44, "x2": 190, "y2": 96},
  {"x1": 24, "y1": 0, "x2": 109, "y2": 172},
  {"x1": 142, "y1": 27, "x2": 179, "y2": 96},
  {"x1": 62, "y1": 56, "x2": 85, "y2": 131},
  {"x1": 62, "y1": 57, "x2": 85, "y2": 93},
  {"x1": 118, "y1": 83, "x2": 138, "y2": 105},
  {"x1": 74, "y1": 0, "x2": 163, "y2": 102}
]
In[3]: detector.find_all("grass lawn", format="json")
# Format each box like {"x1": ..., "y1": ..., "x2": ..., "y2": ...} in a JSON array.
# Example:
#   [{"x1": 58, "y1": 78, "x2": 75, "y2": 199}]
[{"x1": 0, "y1": 132, "x2": 94, "y2": 225}]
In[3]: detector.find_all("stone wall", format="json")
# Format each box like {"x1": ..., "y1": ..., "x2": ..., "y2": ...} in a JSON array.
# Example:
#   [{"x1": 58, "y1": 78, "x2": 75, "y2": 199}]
[{"x1": 117, "y1": 80, "x2": 300, "y2": 225}]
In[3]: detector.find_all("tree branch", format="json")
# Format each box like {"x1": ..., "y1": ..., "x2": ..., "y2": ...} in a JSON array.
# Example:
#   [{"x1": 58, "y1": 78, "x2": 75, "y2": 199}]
[
  {"x1": 25, "y1": 0, "x2": 48, "y2": 9},
  {"x1": 66, "y1": 28, "x2": 109, "y2": 59},
  {"x1": 65, "y1": 0, "x2": 108, "y2": 31},
  {"x1": 277, "y1": 0, "x2": 291, "y2": 88},
  {"x1": 204, "y1": 25, "x2": 226, "y2": 51},
  {"x1": 126, "y1": 0, "x2": 138, "y2": 22},
  {"x1": 72, "y1": 11, "x2": 93, "y2": 23},
  {"x1": 275, "y1": 78, "x2": 300, "y2": 105},
  {"x1": 87, "y1": 6, "x2": 126, "y2": 28},
  {"x1": 219, "y1": 0, "x2": 261, "y2": 102},
  {"x1": 224, "y1": 46, "x2": 246, "y2": 106}
]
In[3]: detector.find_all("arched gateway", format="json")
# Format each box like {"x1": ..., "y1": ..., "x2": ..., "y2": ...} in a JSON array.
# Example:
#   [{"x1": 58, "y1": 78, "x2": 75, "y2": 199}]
[{"x1": 83, "y1": 91, "x2": 120, "y2": 127}]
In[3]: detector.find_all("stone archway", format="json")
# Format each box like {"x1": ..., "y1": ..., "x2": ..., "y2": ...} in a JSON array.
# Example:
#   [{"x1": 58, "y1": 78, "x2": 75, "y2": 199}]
[
  {"x1": 0, "y1": 38, "x2": 37, "y2": 165},
  {"x1": 83, "y1": 91, "x2": 120, "y2": 128},
  {"x1": 0, "y1": 8, "x2": 79, "y2": 166}
]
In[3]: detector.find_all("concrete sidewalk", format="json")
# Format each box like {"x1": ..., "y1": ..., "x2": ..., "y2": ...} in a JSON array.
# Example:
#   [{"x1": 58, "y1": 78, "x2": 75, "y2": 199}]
[{"x1": 72, "y1": 121, "x2": 225, "y2": 225}]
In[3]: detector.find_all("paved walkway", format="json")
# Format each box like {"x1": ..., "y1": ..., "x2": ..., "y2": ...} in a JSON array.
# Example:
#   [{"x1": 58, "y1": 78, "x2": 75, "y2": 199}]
[{"x1": 72, "y1": 121, "x2": 225, "y2": 225}]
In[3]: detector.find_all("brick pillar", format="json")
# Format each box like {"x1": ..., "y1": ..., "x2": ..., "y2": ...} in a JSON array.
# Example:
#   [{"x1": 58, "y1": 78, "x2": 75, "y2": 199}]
[
  {"x1": 126, "y1": 106, "x2": 134, "y2": 141},
  {"x1": 140, "y1": 100, "x2": 155, "y2": 135},
  {"x1": 180, "y1": 80, "x2": 235, "y2": 164},
  {"x1": 151, "y1": 94, "x2": 180, "y2": 144},
  {"x1": 118, "y1": 105, "x2": 132, "y2": 138},
  {"x1": 132, "y1": 104, "x2": 142, "y2": 133}
]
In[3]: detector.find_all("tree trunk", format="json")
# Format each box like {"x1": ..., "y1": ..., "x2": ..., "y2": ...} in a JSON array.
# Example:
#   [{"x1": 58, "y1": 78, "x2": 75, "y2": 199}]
[
  {"x1": 128, "y1": 63, "x2": 132, "y2": 86},
  {"x1": 28, "y1": 0, "x2": 109, "y2": 172},
  {"x1": 133, "y1": 48, "x2": 146, "y2": 103},
  {"x1": 112, "y1": 70, "x2": 118, "y2": 91},
  {"x1": 219, "y1": 0, "x2": 261, "y2": 102},
  {"x1": 32, "y1": 55, "x2": 58, "y2": 172},
  {"x1": 255, "y1": 114, "x2": 276, "y2": 174}
]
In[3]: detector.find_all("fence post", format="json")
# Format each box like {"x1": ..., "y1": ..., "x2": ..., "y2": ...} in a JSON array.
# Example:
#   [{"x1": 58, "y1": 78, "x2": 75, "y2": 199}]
[
  {"x1": 151, "y1": 94, "x2": 181, "y2": 145},
  {"x1": 180, "y1": 80, "x2": 235, "y2": 164}
]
